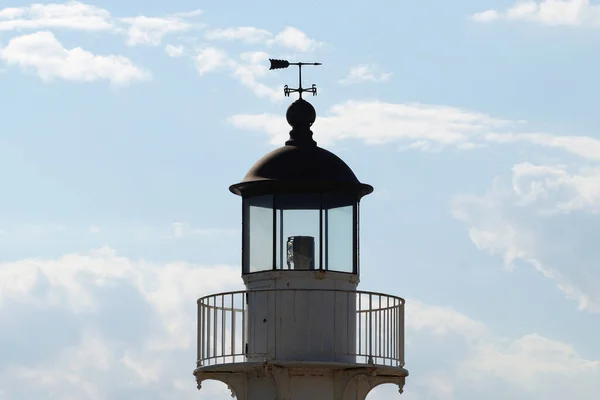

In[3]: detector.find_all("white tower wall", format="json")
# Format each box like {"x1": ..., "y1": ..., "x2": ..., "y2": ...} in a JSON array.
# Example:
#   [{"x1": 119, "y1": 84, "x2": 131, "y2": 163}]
[{"x1": 244, "y1": 271, "x2": 358, "y2": 363}]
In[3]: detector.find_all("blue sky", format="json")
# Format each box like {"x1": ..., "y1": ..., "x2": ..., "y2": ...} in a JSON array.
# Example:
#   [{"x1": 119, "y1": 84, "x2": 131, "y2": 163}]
[{"x1": 1, "y1": 0, "x2": 600, "y2": 399}]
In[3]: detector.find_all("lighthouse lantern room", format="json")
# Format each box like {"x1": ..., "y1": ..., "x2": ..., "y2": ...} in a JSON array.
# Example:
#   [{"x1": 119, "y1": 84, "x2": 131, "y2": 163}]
[{"x1": 194, "y1": 60, "x2": 408, "y2": 400}]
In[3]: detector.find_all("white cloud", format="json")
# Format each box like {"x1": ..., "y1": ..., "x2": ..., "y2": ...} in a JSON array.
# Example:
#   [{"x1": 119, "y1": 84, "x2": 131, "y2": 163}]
[
  {"x1": 164, "y1": 44, "x2": 184, "y2": 57},
  {"x1": 509, "y1": 163, "x2": 600, "y2": 213},
  {"x1": 119, "y1": 16, "x2": 191, "y2": 46},
  {"x1": 192, "y1": 49, "x2": 281, "y2": 101},
  {"x1": 471, "y1": 9, "x2": 501, "y2": 22},
  {"x1": 205, "y1": 26, "x2": 272, "y2": 43},
  {"x1": 194, "y1": 46, "x2": 233, "y2": 75},
  {"x1": 231, "y1": 51, "x2": 281, "y2": 101},
  {"x1": 205, "y1": 25, "x2": 321, "y2": 52},
  {"x1": 466, "y1": 334, "x2": 599, "y2": 386},
  {"x1": 0, "y1": 247, "x2": 241, "y2": 398},
  {"x1": 453, "y1": 162, "x2": 600, "y2": 312},
  {"x1": 0, "y1": 3, "x2": 202, "y2": 46},
  {"x1": 168, "y1": 9, "x2": 203, "y2": 18},
  {"x1": 2, "y1": 13, "x2": 317, "y2": 95},
  {"x1": 269, "y1": 26, "x2": 320, "y2": 52},
  {"x1": 403, "y1": 300, "x2": 600, "y2": 399},
  {"x1": 0, "y1": 7, "x2": 26, "y2": 19},
  {"x1": 472, "y1": 0, "x2": 600, "y2": 26},
  {"x1": 0, "y1": 248, "x2": 598, "y2": 398},
  {"x1": 0, "y1": 246, "x2": 241, "y2": 331},
  {"x1": 230, "y1": 98, "x2": 600, "y2": 163},
  {"x1": 89, "y1": 225, "x2": 101, "y2": 234},
  {"x1": 0, "y1": 31, "x2": 151, "y2": 85},
  {"x1": 231, "y1": 99, "x2": 515, "y2": 147},
  {"x1": 485, "y1": 131, "x2": 600, "y2": 161},
  {"x1": 406, "y1": 300, "x2": 487, "y2": 339},
  {"x1": 339, "y1": 64, "x2": 392, "y2": 85},
  {"x1": 0, "y1": 1, "x2": 114, "y2": 32}
]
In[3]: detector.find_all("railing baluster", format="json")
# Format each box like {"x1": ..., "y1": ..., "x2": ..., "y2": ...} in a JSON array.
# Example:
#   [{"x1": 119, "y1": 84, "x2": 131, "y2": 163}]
[
  {"x1": 196, "y1": 301, "x2": 204, "y2": 365},
  {"x1": 374, "y1": 299, "x2": 377, "y2": 360},
  {"x1": 387, "y1": 296, "x2": 390, "y2": 364},
  {"x1": 378, "y1": 294, "x2": 382, "y2": 363},
  {"x1": 221, "y1": 294, "x2": 226, "y2": 360},
  {"x1": 382, "y1": 298, "x2": 385, "y2": 363},
  {"x1": 397, "y1": 299, "x2": 400, "y2": 366},
  {"x1": 231, "y1": 293, "x2": 236, "y2": 362},
  {"x1": 213, "y1": 296, "x2": 217, "y2": 361},
  {"x1": 392, "y1": 299, "x2": 396, "y2": 366},
  {"x1": 242, "y1": 292, "x2": 246, "y2": 358},
  {"x1": 367, "y1": 293, "x2": 373, "y2": 364},
  {"x1": 396, "y1": 304, "x2": 404, "y2": 366},
  {"x1": 384, "y1": 299, "x2": 388, "y2": 364},
  {"x1": 392, "y1": 298, "x2": 396, "y2": 366},
  {"x1": 206, "y1": 298, "x2": 211, "y2": 363},
  {"x1": 358, "y1": 293, "x2": 362, "y2": 357},
  {"x1": 400, "y1": 300, "x2": 404, "y2": 367},
  {"x1": 374, "y1": 296, "x2": 378, "y2": 361}
]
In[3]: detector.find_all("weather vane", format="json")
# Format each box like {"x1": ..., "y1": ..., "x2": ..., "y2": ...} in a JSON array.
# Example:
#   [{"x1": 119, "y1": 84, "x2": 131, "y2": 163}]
[{"x1": 269, "y1": 59, "x2": 322, "y2": 98}]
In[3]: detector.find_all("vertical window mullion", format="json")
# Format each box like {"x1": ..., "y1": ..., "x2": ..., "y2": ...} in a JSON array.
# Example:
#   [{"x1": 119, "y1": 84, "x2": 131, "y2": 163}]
[
  {"x1": 319, "y1": 193, "x2": 324, "y2": 270},
  {"x1": 354, "y1": 200, "x2": 359, "y2": 275},
  {"x1": 272, "y1": 194, "x2": 277, "y2": 270},
  {"x1": 324, "y1": 202, "x2": 329, "y2": 271}
]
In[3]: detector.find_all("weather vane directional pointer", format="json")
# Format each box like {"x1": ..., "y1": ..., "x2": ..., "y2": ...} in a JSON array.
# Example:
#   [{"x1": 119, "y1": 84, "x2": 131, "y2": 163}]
[{"x1": 269, "y1": 59, "x2": 322, "y2": 98}]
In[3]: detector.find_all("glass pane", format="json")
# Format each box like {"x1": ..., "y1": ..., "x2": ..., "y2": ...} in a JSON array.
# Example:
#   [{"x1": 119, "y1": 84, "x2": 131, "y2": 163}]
[
  {"x1": 276, "y1": 208, "x2": 283, "y2": 269},
  {"x1": 276, "y1": 194, "x2": 321, "y2": 270},
  {"x1": 247, "y1": 195, "x2": 273, "y2": 273},
  {"x1": 325, "y1": 195, "x2": 354, "y2": 273}
]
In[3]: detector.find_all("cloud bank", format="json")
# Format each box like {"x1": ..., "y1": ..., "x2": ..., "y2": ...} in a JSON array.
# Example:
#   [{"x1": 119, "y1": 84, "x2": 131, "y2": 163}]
[{"x1": 0, "y1": 248, "x2": 597, "y2": 399}]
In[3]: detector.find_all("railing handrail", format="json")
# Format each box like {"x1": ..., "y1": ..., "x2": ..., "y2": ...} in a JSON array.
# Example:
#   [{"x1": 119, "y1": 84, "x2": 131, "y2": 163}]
[
  {"x1": 197, "y1": 288, "x2": 406, "y2": 304},
  {"x1": 197, "y1": 288, "x2": 405, "y2": 369},
  {"x1": 198, "y1": 303, "x2": 244, "y2": 313}
]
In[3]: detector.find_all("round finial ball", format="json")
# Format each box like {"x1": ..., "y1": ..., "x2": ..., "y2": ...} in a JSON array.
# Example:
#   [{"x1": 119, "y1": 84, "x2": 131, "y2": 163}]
[{"x1": 286, "y1": 98, "x2": 316, "y2": 127}]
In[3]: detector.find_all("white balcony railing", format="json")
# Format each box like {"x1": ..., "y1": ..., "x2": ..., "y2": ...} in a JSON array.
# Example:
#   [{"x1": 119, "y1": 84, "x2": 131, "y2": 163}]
[{"x1": 197, "y1": 289, "x2": 405, "y2": 368}]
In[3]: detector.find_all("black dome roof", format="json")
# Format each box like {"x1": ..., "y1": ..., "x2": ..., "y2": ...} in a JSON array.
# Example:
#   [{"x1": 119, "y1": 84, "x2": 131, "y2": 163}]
[{"x1": 229, "y1": 99, "x2": 373, "y2": 198}]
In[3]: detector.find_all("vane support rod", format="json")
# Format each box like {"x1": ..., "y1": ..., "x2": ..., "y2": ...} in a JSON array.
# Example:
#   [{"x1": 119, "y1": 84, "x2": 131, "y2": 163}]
[{"x1": 269, "y1": 58, "x2": 322, "y2": 99}]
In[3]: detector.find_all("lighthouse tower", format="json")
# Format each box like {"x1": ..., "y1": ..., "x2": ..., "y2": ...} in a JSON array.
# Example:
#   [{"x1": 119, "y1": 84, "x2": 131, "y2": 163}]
[{"x1": 194, "y1": 60, "x2": 408, "y2": 400}]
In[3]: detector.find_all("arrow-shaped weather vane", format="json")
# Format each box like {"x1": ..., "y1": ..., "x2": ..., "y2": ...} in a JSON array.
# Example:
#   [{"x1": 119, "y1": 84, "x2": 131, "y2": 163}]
[{"x1": 269, "y1": 59, "x2": 322, "y2": 98}]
